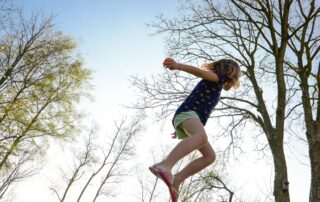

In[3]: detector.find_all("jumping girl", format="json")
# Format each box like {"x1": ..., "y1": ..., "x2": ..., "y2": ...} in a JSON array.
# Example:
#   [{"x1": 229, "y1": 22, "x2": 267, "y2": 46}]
[{"x1": 149, "y1": 57, "x2": 241, "y2": 201}]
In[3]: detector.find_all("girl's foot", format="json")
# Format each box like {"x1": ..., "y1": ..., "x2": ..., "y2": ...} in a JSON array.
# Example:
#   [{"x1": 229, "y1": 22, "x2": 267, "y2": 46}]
[{"x1": 149, "y1": 164, "x2": 176, "y2": 201}]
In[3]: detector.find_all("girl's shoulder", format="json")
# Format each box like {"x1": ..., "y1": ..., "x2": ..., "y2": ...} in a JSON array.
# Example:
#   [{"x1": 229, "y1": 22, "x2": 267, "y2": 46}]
[{"x1": 210, "y1": 70, "x2": 226, "y2": 84}]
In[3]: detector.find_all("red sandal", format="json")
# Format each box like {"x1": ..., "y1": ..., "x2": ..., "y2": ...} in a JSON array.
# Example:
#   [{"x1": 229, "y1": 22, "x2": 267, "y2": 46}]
[{"x1": 149, "y1": 165, "x2": 177, "y2": 202}]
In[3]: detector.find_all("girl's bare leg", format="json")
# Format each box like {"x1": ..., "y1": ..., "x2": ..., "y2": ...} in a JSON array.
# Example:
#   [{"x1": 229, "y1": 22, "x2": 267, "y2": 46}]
[
  {"x1": 156, "y1": 118, "x2": 209, "y2": 170},
  {"x1": 152, "y1": 118, "x2": 216, "y2": 198},
  {"x1": 172, "y1": 143, "x2": 216, "y2": 194}
]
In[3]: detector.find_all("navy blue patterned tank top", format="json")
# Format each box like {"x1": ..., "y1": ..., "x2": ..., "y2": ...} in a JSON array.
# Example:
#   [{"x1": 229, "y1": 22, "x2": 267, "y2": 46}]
[{"x1": 173, "y1": 71, "x2": 225, "y2": 125}]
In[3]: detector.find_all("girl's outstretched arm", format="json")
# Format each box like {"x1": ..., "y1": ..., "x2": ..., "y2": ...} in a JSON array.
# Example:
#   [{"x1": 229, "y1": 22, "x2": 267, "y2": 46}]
[{"x1": 163, "y1": 58, "x2": 219, "y2": 82}]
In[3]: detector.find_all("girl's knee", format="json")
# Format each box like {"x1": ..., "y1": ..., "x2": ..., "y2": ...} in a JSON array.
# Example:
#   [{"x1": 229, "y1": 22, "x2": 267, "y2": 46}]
[
  {"x1": 205, "y1": 150, "x2": 216, "y2": 165},
  {"x1": 209, "y1": 150, "x2": 216, "y2": 164}
]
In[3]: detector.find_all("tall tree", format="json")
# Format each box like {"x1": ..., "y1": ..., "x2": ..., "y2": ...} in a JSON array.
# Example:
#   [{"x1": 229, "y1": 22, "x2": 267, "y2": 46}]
[
  {"x1": 132, "y1": 0, "x2": 319, "y2": 201},
  {"x1": 286, "y1": 1, "x2": 320, "y2": 200},
  {"x1": 0, "y1": 2, "x2": 91, "y2": 199}
]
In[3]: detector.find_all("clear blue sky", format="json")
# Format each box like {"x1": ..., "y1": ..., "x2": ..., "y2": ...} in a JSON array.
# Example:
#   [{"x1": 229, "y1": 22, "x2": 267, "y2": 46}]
[
  {"x1": 16, "y1": 1, "x2": 310, "y2": 202},
  {"x1": 21, "y1": 0, "x2": 180, "y2": 126}
]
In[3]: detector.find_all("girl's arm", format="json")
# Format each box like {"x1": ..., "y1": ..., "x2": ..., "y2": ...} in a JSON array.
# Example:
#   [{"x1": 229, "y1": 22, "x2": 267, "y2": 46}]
[{"x1": 163, "y1": 58, "x2": 219, "y2": 82}]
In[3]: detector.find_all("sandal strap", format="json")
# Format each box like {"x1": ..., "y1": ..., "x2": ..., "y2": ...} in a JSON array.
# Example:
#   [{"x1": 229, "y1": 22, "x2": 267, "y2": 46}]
[{"x1": 150, "y1": 165, "x2": 173, "y2": 184}]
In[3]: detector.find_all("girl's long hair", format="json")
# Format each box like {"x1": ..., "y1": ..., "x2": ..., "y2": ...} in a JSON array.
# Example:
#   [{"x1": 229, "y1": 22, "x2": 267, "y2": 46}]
[{"x1": 202, "y1": 59, "x2": 241, "y2": 91}]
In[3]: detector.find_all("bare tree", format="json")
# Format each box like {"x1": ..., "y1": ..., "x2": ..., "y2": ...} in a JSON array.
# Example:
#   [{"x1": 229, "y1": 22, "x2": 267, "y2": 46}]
[
  {"x1": 136, "y1": 168, "x2": 159, "y2": 202},
  {"x1": 131, "y1": 0, "x2": 320, "y2": 201},
  {"x1": 91, "y1": 115, "x2": 142, "y2": 202},
  {"x1": 50, "y1": 126, "x2": 96, "y2": 202},
  {"x1": 176, "y1": 157, "x2": 236, "y2": 202},
  {"x1": 179, "y1": 172, "x2": 234, "y2": 202},
  {"x1": 135, "y1": 149, "x2": 174, "y2": 202},
  {"x1": 285, "y1": 1, "x2": 320, "y2": 200},
  {"x1": 51, "y1": 113, "x2": 144, "y2": 202}
]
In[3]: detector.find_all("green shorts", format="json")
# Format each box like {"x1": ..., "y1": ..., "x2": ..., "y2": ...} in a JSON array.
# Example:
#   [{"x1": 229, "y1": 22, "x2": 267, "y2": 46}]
[{"x1": 173, "y1": 111, "x2": 200, "y2": 139}]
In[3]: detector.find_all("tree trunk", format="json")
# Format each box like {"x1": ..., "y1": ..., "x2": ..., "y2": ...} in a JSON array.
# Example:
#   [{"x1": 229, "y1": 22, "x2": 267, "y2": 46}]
[
  {"x1": 298, "y1": 68, "x2": 320, "y2": 201},
  {"x1": 308, "y1": 129, "x2": 320, "y2": 201},
  {"x1": 270, "y1": 138, "x2": 290, "y2": 202}
]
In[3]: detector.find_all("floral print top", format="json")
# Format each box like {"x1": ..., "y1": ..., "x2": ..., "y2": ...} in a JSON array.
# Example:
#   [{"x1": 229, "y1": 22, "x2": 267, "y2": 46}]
[{"x1": 173, "y1": 71, "x2": 225, "y2": 125}]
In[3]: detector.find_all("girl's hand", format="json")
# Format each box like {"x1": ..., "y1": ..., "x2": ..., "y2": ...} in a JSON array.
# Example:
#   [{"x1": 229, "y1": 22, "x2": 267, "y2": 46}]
[
  {"x1": 163, "y1": 58, "x2": 179, "y2": 70},
  {"x1": 171, "y1": 132, "x2": 177, "y2": 139}
]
